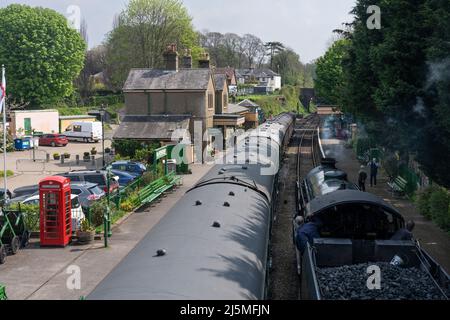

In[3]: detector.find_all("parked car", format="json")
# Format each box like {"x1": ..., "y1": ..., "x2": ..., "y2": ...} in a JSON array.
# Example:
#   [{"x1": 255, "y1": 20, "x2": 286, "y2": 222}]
[
  {"x1": 111, "y1": 170, "x2": 137, "y2": 187},
  {"x1": 13, "y1": 185, "x2": 39, "y2": 198},
  {"x1": 110, "y1": 161, "x2": 147, "y2": 177},
  {"x1": 70, "y1": 182, "x2": 106, "y2": 208},
  {"x1": 12, "y1": 182, "x2": 105, "y2": 209},
  {"x1": 57, "y1": 170, "x2": 119, "y2": 194},
  {"x1": 63, "y1": 121, "x2": 103, "y2": 143},
  {"x1": 39, "y1": 134, "x2": 69, "y2": 147},
  {"x1": 0, "y1": 188, "x2": 12, "y2": 200},
  {"x1": 10, "y1": 191, "x2": 39, "y2": 204},
  {"x1": 21, "y1": 194, "x2": 85, "y2": 231}
]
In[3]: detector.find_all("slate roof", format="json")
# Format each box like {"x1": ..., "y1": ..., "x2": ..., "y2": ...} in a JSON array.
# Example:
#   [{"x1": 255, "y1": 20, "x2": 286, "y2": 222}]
[
  {"x1": 123, "y1": 68, "x2": 211, "y2": 91},
  {"x1": 238, "y1": 99, "x2": 260, "y2": 108},
  {"x1": 226, "y1": 104, "x2": 250, "y2": 114},
  {"x1": 215, "y1": 67, "x2": 236, "y2": 80},
  {"x1": 113, "y1": 115, "x2": 191, "y2": 140},
  {"x1": 235, "y1": 68, "x2": 280, "y2": 78},
  {"x1": 214, "y1": 74, "x2": 228, "y2": 91}
]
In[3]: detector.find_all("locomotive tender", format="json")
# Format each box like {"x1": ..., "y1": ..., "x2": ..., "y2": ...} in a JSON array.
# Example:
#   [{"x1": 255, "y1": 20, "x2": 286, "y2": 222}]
[{"x1": 295, "y1": 158, "x2": 450, "y2": 300}]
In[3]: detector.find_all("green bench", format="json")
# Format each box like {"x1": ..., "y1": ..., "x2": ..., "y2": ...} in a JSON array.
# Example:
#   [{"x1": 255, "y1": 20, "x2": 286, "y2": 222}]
[
  {"x1": 138, "y1": 174, "x2": 182, "y2": 206},
  {"x1": 388, "y1": 176, "x2": 408, "y2": 196}
]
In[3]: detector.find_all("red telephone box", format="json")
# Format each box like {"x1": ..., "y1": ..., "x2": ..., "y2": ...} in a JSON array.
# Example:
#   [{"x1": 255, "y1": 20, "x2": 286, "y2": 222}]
[{"x1": 39, "y1": 176, "x2": 72, "y2": 247}]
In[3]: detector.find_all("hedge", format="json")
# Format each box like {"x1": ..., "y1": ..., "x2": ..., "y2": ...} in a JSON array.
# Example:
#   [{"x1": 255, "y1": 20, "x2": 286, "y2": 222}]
[{"x1": 415, "y1": 186, "x2": 450, "y2": 232}]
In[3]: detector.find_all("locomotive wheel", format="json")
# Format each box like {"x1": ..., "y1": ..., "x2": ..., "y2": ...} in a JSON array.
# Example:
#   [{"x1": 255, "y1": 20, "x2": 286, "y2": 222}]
[
  {"x1": 0, "y1": 245, "x2": 6, "y2": 264},
  {"x1": 10, "y1": 236, "x2": 20, "y2": 255}
]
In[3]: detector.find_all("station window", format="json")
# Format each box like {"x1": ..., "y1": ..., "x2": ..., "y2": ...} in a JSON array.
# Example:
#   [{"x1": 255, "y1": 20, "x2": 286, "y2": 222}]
[{"x1": 208, "y1": 93, "x2": 214, "y2": 109}]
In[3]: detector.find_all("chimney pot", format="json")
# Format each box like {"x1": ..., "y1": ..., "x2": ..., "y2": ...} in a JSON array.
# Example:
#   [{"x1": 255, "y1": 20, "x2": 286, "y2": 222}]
[
  {"x1": 182, "y1": 48, "x2": 192, "y2": 69},
  {"x1": 163, "y1": 43, "x2": 179, "y2": 71},
  {"x1": 199, "y1": 52, "x2": 210, "y2": 69}
]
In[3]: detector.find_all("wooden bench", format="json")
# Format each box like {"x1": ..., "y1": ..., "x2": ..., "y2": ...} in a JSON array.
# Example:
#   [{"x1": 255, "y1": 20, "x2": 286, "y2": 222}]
[{"x1": 388, "y1": 176, "x2": 408, "y2": 196}]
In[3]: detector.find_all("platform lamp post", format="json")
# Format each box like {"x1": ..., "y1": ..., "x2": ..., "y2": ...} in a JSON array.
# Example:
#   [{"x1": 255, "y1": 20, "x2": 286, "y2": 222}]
[
  {"x1": 100, "y1": 104, "x2": 106, "y2": 167},
  {"x1": 103, "y1": 164, "x2": 112, "y2": 247}
]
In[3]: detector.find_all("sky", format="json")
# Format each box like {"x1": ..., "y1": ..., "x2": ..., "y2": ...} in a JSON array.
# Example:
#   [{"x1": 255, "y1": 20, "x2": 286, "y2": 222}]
[{"x1": 0, "y1": 0, "x2": 356, "y2": 63}]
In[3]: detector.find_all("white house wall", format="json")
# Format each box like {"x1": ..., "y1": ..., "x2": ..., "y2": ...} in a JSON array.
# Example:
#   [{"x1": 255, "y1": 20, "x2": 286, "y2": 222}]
[{"x1": 11, "y1": 110, "x2": 59, "y2": 137}]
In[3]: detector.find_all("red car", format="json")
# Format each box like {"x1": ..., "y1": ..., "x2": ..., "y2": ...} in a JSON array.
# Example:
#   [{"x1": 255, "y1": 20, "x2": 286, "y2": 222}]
[{"x1": 39, "y1": 134, "x2": 69, "y2": 147}]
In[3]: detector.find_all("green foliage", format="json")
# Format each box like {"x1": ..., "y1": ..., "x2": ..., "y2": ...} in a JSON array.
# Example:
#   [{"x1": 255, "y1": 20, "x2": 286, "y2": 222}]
[
  {"x1": 8, "y1": 203, "x2": 40, "y2": 231},
  {"x1": 429, "y1": 187, "x2": 450, "y2": 230},
  {"x1": 416, "y1": 186, "x2": 450, "y2": 231},
  {"x1": 104, "y1": 0, "x2": 201, "y2": 89},
  {"x1": 314, "y1": 39, "x2": 349, "y2": 105},
  {"x1": 0, "y1": 4, "x2": 86, "y2": 107},
  {"x1": 113, "y1": 140, "x2": 159, "y2": 162},
  {"x1": 89, "y1": 200, "x2": 106, "y2": 228},
  {"x1": 237, "y1": 85, "x2": 306, "y2": 117},
  {"x1": 0, "y1": 132, "x2": 14, "y2": 153},
  {"x1": 273, "y1": 49, "x2": 315, "y2": 87},
  {"x1": 333, "y1": 0, "x2": 450, "y2": 188},
  {"x1": 416, "y1": 186, "x2": 437, "y2": 220},
  {"x1": 0, "y1": 170, "x2": 14, "y2": 177}
]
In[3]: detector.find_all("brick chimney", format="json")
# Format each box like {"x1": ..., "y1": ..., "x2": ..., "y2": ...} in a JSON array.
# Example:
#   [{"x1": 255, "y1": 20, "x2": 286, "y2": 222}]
[
  {"x1": 182, "y1": 49, "x2": 192, "y2": 69},
  {"x1": 198, "y1": 52, "x2": 210, "y2": 69},
  {"x1": 163, "y1": 44, "x2": 178, "y2": 71}
]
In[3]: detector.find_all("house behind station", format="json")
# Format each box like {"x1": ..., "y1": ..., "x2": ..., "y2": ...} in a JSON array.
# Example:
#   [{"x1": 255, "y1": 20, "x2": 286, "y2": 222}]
[{"x1": 114, "y1": 45, "x2": 257, "y2": 161}]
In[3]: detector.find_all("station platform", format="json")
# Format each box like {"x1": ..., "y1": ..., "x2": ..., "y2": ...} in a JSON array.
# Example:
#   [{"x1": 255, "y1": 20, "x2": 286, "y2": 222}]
[
  {"x1": 321, "y1": 137, "x2": 450, "y2": 274},
  {"x1": 0, "y1": 163, "x2": 213, "y2": 300}
]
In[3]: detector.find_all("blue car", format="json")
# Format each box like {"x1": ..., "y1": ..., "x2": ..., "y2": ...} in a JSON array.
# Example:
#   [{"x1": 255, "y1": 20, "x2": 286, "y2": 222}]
[
  {"x1": 110, "y1": 161, "x2": 147, "y2": 177},
  {"x1": 111, "y1": 169, "x2": 137, "y2": 187}
]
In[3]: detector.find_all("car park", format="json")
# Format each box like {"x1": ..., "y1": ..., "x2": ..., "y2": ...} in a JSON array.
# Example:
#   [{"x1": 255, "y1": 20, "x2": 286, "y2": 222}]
[
  {"x1": 110, "y1": 161, "x2": 147, "y2": 177},
  {"x1": 57, "y1": 170, "x2": 119, "y2": 194},
  {"x1": 38, "y1": 134, "x2": 69, "y2": 147}
]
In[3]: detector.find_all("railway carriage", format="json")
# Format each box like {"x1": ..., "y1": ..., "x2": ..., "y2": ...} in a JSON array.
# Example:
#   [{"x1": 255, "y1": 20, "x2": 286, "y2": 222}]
[{"x1": 89, "y1": 113, "x2": 296, "y2": 300}]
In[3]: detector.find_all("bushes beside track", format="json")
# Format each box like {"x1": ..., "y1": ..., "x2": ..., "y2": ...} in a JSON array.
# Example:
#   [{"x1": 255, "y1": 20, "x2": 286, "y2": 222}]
[{"x1": 415, "y1": 186, "x2": 450, "y2": 233}]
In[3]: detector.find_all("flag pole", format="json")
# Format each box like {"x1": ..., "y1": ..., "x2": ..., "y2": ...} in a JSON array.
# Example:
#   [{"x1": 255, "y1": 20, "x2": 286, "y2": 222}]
[{"x1": 2, "y1": 65, "x2": 7, "y2": 203}]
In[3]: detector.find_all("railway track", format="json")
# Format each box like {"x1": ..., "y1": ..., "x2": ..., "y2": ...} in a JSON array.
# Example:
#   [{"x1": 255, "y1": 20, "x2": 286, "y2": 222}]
[{"x1": 268, "y1": 114, "x2": 321, "y2": 300}]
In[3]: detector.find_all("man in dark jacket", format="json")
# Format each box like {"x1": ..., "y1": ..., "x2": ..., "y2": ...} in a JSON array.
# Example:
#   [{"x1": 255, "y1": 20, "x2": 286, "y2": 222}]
[
  {"x1": 391, "y1": 220, "x2": 415, "y2": 241},
  {"x1": 296, "y1": 215, "x2": 322, "y2": 255},
  {"x1": 369, "y1": 158, "x2": 380, "y2": 187},
  {"x1": 358, "y1": 165, "x2": 368, "y2": 192}
]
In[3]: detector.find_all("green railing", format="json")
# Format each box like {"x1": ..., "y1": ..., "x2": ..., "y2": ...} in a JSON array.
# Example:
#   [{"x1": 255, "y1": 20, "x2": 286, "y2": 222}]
[
  {"x1": 398, "y1": 164, "x2": 420, "y2": 196},
  {"x1": 0, "y1": 284, "x2": 7, "y2": 300}
]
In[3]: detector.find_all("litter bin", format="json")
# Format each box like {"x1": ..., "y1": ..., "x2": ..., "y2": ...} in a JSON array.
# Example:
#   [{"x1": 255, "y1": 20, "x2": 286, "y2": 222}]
[
  {"x1": 14, "y1": 139, "x2": 24, "y2": 150},
  {"x1": 22, "y1": 138, "x2": 31, "y2": 150}
]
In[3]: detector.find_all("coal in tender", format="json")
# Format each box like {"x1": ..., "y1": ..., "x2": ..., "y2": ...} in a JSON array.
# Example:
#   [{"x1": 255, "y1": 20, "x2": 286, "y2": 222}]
[{"x1": 316, "y1": 262, "x2": 446, "y2": 300}]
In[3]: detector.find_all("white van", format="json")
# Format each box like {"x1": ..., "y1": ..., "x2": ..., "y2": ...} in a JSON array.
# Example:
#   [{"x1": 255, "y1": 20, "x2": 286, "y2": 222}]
[{"x1": 64, "y1": 122, "x2": 103, "y2": 143}]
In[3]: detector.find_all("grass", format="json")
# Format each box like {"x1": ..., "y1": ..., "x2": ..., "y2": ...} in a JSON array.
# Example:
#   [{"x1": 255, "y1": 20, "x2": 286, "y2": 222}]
[
  {"x1": 236, "y1": 85, "x2": 309, "y2": 117},
  {"x1": 0, "y1": 170, "x2": 14, "y2": 177}
]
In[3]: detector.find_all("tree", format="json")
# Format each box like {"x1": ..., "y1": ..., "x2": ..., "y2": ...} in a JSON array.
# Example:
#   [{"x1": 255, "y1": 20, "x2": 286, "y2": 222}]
[
  {"x1": 242, "y1": 34, "x2": 266, "y2": 67},
  {"x1": 273, "y1": 48, "x2": 313, "y2": 87},
  {"x1": 104, "y1": 0, "x2": 201, "y2": 89},
  {"x1": 0, "y1": 4, "x2": 86, "y2": 107},
  {"x1": 314, "y1": 39, "x2": 349, "y2": 105},
  {"x1": 75, "y1": 45, "x2": 108, "y2": 102},
  {"x1": 265, "y1": 42, "x2": 285, "y2": 69}
]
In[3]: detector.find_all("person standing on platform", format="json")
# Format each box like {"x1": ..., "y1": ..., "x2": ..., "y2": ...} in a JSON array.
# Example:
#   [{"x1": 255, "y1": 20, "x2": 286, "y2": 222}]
[
  {"x1": 369, "y1": 158, "x2": 380, "y2": 187},
  {"x1": 358, "y1": 165, "x2": 368, "y2": 192}
]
